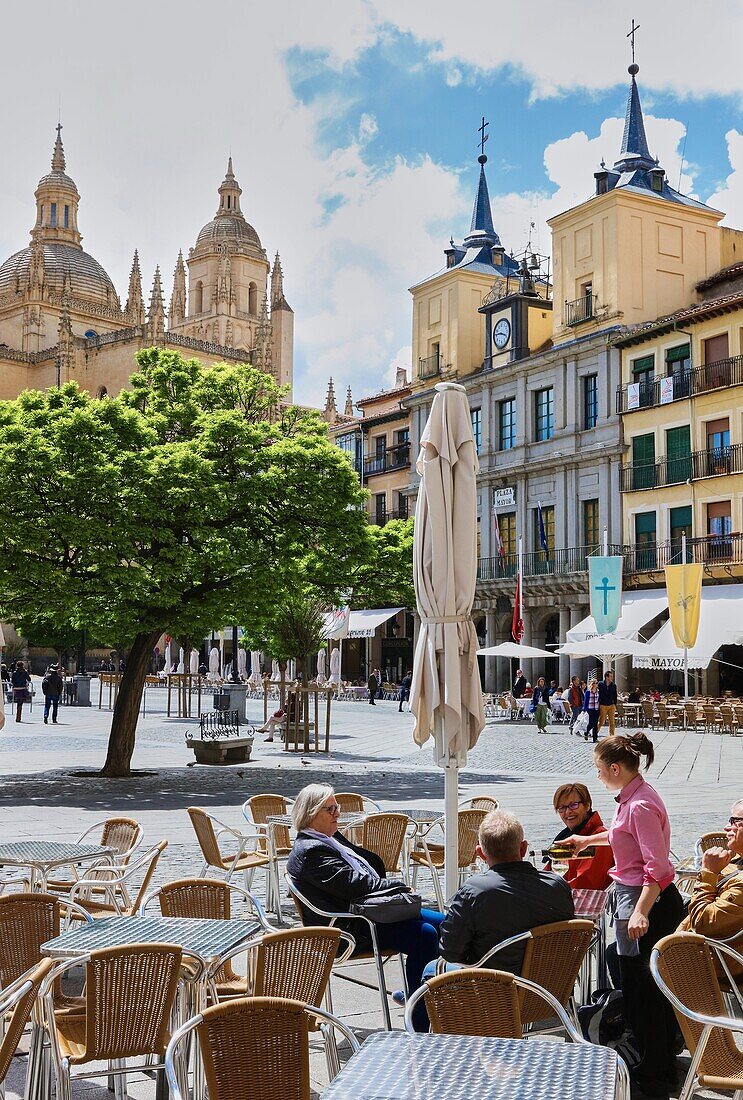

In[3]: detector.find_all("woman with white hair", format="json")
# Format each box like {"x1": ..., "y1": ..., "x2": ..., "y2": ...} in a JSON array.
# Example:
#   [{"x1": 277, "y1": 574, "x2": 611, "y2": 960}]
[{"x1": 287, "y1": 783, "x2": 445, "y2": 1030}]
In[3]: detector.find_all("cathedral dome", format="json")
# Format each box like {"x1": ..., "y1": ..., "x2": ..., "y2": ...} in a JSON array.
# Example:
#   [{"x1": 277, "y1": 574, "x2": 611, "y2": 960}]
[
  {"x1": 0, "y1": 243, "x2": 119, "y2": 306},
  {"x1": 191, "y1": 158, "x2": 265, "y2": 259}
]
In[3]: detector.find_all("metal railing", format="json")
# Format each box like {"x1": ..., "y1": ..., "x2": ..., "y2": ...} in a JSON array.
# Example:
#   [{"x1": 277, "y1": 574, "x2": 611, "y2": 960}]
[
  {"x1": 621, "y1": 443, "x2": 743, "y2": 491},
  {"x1": 477, "y1": 544, "x2": 612, "y2": 581},
  {"x1": 418, "y1": 352, "x2": 441, "y2": 380},
  {"x1": 616, "y1": 355, "x2": 743, "y2": 413},
  {"x1": 363, "y1": 442, "x2": 410, "y2": 476},
  {"x1": 620, "y1": 533, "x2": 743, "y2": 573},
  {"x1": 564, "y1": 294, "x2": 594, "y2": 327},
  {"x1": 373, "y1": 509, "x2": 409, "y2": 526}
]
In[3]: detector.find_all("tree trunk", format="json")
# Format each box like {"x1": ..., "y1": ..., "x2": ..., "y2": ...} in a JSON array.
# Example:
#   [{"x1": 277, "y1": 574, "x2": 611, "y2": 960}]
[{"x1": 101, "y1": 629, "x2": 161, "y2": 777}]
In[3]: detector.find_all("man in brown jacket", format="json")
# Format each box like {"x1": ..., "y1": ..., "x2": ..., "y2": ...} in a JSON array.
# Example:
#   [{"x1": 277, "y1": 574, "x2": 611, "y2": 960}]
[{"x1": 681, "y1": 800, "x2": 743, "y2": 978}]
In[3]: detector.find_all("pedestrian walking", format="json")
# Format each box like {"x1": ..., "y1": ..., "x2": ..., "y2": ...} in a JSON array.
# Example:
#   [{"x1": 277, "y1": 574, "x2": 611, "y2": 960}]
[
  {"x1": 367, "y1": 669, "x2": 378, "y2": 705},
  {"x1": 582, "y1": 677, "x2": 600, "y2": 742},
  {"x1": 531, "y1": 675, "x2": 550, "y2": 734},
  {"x1": 398, "y1": 669, "x2": 412, "y2": 712},
  {"x1": 42, "y1": 663, "x2": 63, "y2": 725},
  {"x1": 597, "y1": 670, "x2": 618, "y2": 737},
  {"x1": 11, "y1": 660, "x2": 31, "y2": 723},
  {"x1": 567, "y1": 675, "x2": 584, "y2": 733},
  {"x1": 512, "y1": 668, "x2": 527, "y2": 698}
]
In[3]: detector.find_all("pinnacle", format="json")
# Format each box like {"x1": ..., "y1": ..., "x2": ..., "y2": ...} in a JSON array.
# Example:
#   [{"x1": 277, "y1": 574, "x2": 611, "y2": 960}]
[{"x1": 52, "y1": 123, "x2": 66, "y2": 172}]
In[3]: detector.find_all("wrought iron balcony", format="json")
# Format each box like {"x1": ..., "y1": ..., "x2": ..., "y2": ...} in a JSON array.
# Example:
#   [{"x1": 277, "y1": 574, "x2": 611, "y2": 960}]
[
  {"x1": 373, "y1": 509, "x2": 409, "y2": 527},
  {"x1": 477, "y1": 544, "x2": 613, "y2": 582},
  {"x1": 564, "y1": 294, "x2": 594, "y2": 327},
  {"x1": 363, "y1": 442, "x2": 410, "y2": 477},
  {"x1": 620, "y1": 443, "x2": 743, "y2": 492},
  {"x1": 418, "y1": 352, "x2": 441, "y2": 380},
  {"x1": 621, "y1": 533, "x2": 743, "y2": 573},
  {"x1": 616, "y1": 355, "x2": 743, "y2": 413}
]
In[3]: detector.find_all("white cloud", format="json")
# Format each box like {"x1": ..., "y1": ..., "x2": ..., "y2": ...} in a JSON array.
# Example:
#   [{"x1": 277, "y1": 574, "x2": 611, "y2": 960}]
[
  {"x1": 358, "y1": 113, "x2": 379, "y2": 144},
  {"x1": 445, "y1": 67, "x2": 462, "y2": 88},
  {"x1": 707, "y1": 130, "x2": 743, "y2": 224}
]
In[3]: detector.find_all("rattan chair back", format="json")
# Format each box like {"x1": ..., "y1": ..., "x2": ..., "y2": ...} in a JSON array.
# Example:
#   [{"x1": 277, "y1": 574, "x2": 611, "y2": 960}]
[
  {"x1": 698, "y1": 831, "x2": 728, "y2": 853},
  {"x1": 684, "y1": 703, "x2": 700, "y2": 728},
  {"x1": 360, "y1": 813, "x2": 408, "y2": 873},
  {"x1": 188, "y1": 807, "x2": 224, "y2": 868},
  {"x1": 0, "y1": 959, "x2": 53, "y2": 1084},
  {"x1": 468, "y1": 797, "x2": 499, "y2": 811},
  {"x1": 196, "y1": 997, "x2": 311, "y2": 1100},
  {"x1": 157, "y1": 878, "x2": 236, "y2": 983},
  {"x1": 77, "y1": 944, "x2": 182, "y2": 1063},
  {"x1": 641, "y1": 700, "x2": 655, "y2": 723},
  {"x1": 335, "y1": 792, "x2": 365, "y2": 813},
  {"x1": 129, "y1": 842, "x2": 168, "y2": 913},
  {"x1": 424, "y1": 969, "x2": 522, "y2": 1039},
  {"x1": 248, "y1": 794, "x2": 291, "y2": 853},
  {"x1": 0, "y1": 892, "x2": 58, "y2": 987},
  {"x1": 456, "y1": 809, "x2": 488, "y2": 868},
  {"x1": 653, "y1": 933, "x2": 740, "y2": 1075},
  {"x1": 519, "y1": 919, "x2": 594, "y2": 1024},
  {"x1": 252, "y1": 927, "x2": 340, "y2": 1006},
  {"x1": 99, "y1": 817, "x2": 143, "y2": 862},
  {"x1": 720, "y1": 705, "x2": 735, "y2": 733}
]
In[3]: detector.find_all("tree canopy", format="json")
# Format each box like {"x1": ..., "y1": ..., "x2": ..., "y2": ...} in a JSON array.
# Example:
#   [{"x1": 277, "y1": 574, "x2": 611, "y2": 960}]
[
  {"x1": 0, "y1": 349, "x2": 371, "y2": 773},
  {"x1": 349, "y1": 517, "x2": 415, "y2": 609}
]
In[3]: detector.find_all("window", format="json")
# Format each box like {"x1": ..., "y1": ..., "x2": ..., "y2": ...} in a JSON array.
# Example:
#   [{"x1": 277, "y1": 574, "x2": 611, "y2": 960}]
[
  {"x1": 337, "y1": 431, "x2": 362, "y2": 474},
  {"x1": 533, "y1": 505, "x2": 555, "y2": 553},
  {"x1": 499, "y1": 398, "x2": 516, "y2": 450},
  {"x1": 499, "y1": 512, "x2": 517, "y2": 560},
  {"x1": 534, "y1": 388, "x2": 554, "y2": 442},
  {"x1": 470, "y1": 408, "x2": 482, "y2": 454},
  {"x1": 395, "y1": 428, "x2": 409, "y2": 446},
  {"x1": 195, "y1": 281, "x2": 203, "y2": 313},
  {"x1": 50, "y1": 202, "x2": 57, "y2": 228},
  {"x1": 632, "y1": 433, "x2": 656, "y2": 490},
  {"x1": 396, "y1": 492, "x2": 409, "y2": 520},
  {"x1": 670, "y1": 506, "x2": 692, "y2": 562},
  {"x1": 63, "y1": 205, "x2": 69, "y2": 229},
  {"x1": 634, "y1": 511, "x2": 657, "y2": 569},
  {"x1": 374, "y1": 435, "x2": 386, "y2": 458},
  {"x1": 665, "y1": 425, "x2": 691, "y2": 484},
  {"x1": 707, "y1": 501, "x2": 733, "y2": 560},
  {"x1": 583, "y1": 374, "x2": 598, "y2": 430},
  {"x1": 248, "y1": 282, "x2": 258, "y2": 314},
  {"x1": 666, "y1": 344, "x2": 691, "y2": 399},
  {"x1": 632, "y1": 355, "x2": 655, "y2": 408},
  {"x1": 583, "y1": 499, "x2": 600, "y2": 549},
  {"x1": 374, "y1": 492, "x2": 386, "y2": 524}
]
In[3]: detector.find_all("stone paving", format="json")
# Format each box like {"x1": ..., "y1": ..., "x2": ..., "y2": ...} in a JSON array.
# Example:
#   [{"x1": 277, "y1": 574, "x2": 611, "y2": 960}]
[{"x1": 0, "y1": 684, "x2": 740, "y2": 1098}]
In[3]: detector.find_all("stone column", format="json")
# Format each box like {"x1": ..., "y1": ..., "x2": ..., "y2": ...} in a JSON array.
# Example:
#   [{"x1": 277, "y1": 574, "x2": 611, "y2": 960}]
[
  {"x1": 484, "y1": 609, "x2": 497, "y2": 692},
  {"x1": 569, "y1": 605, "x2": 585, "y2": 681},
  {"x1": 522, "y1": 606, "x2": 533, "y2": 648},
  {"x1": 558, "y1": 608, "x2": 570, "y2": 688}
]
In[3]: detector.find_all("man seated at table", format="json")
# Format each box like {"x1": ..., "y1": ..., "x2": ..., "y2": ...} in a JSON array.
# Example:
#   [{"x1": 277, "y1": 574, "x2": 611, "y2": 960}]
[
  {"x1": 433, "y1": 810, "x2": 575, "y2": 975},
  {"x1": 680, "y1": 799, "x2": 743, "y2": 981},
  {"x1": 627, "y1": 686, "x2": 643, "y2": 704}
]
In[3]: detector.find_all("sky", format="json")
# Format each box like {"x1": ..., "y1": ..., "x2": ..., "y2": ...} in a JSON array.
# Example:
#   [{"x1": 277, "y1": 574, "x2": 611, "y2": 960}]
[{"x1": 3, "y1": 1, "x2": 743, "y2": 405}]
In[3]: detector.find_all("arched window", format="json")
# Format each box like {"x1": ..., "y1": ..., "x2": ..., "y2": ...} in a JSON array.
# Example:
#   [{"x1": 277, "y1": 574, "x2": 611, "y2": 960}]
[
  {"x1": 248, "y1": 282, "x2": 257, "y2": 315},
  {"x1": 195, "y1": 281, "x2": 203, "y2": 313},
  {"x1": 97, "y1": 385, "x2": 108, "y2": 399}
]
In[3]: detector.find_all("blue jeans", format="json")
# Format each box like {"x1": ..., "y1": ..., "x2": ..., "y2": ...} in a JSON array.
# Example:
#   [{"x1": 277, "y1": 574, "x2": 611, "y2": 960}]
[
  {"x1": 570, "y1": 705, "x2": 581, "y2": 729},
  {"x1": 375, "y1": 907, "x2": 445, "y2": 1031},
  {"x1": 44, "y1": 695, "x2": 60, "y2": 722}
]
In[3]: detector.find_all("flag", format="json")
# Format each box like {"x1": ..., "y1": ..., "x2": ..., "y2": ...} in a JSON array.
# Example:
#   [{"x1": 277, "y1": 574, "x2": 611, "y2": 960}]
[
  {"x1": 324, "y1": 606, "x2": 350, "y2": 640},
  {"x1": 665, "y1": 563, "x2": 703, "y2": 648},
  {"x1": 493, "y1": 509, "x2": 505, "y2": 562},
  {"x1": 537, "y1": 501, "x2": 548, "y2": 553},
  {"x1": 512, "y1": 572, "x2": 524, "y2": 642},
  {"x1": 588, "y1": 556, "x2": 623, "y2": 635}
]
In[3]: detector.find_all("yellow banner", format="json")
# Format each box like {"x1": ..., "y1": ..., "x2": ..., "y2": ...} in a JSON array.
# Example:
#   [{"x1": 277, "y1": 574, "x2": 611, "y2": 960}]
[{"x1": 665, "y1": 563, "x2": 703, "y2": 649}]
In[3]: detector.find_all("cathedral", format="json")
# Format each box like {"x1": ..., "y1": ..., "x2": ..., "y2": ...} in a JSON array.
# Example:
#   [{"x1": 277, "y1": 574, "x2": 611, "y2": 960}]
[{"x1": 0, "y1": 127, "x2": 293, "y2": 400}]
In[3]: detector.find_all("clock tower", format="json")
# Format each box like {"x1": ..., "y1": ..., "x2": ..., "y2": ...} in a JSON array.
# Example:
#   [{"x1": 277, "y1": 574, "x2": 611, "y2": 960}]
[{"x1": 479, "y1": 256, "x2": 553, "y2": 368}]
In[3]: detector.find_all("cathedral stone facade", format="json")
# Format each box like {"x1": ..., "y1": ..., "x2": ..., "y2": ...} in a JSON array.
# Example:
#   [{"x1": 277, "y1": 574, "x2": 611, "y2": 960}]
[{"x1": 0, "y1": 128, "x2": 293, "y2": 400}]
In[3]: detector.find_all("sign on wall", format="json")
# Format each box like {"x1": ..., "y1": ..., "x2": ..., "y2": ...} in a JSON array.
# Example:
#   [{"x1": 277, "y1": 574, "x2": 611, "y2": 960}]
[
  {"x1": 627, "y1": 382, "x2": 640, "y2": 410},
  {"x1": 493, "y1": 487, "x2": 516, "y2": 509},
  {"x1": 659, "y1": 377, "x2": 674, "y2": 404}
]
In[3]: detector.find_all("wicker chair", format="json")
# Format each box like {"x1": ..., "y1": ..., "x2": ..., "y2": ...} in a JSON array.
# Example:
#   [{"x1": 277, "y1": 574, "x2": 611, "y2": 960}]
[
  {"x1": 693, "y1": 832, "x2": 729, "y2": 866},
  {"x1": 734, "y1": 704, "x2": 743, "y2": 734},
  {"x1": 242, "y1": 795, "x2": 295, "y2": 921},
  {"x1": 684, "y1": 702, "x2": 701, "y2": 731},
  {"x1": 404, "y1": 969, "x2": 592, "y2": 1049},
  {"x1": 641, "y1": 700, "x2": 656, "y2": 728},
  {"x1": 38, "y1": 816, "x2": 144, "y2": 898},
  {"x1": 187, "y1": 808, "x2": 275, "y2": 915},
  {"x1": 409, "y1": 809, "x2": 487, "y2": 910},
  {"x1": 0, "y1": 959, "x2": 53, "y2": 1096},
  {"x1": 42, "y1": 943, "x2": 184, "y2": 1100},
  {"x1": 702, "y1": 705, "x2": 722, "y2": 733},
  {"x1": 334, "y1": 792, "x2": 380, "y2": 814},
  {"x1": 651, "y1": 933, "x2": 743, "y2": 1100},
  {"x1": 139, "y1": 878, "x2": 273, "y2": 999},
  {"x1": 719, "y1": 705, "x2": 736, "y2": 736},
  {"x1": 359, "y1": 813, "x2": 409, "y2": 877},
  {"x1": 165, "y1": 997, "x2": 359, "y2": 1100},
  {"x1": 459, "y1": 796, "x2": 498, "y2": 811},
  {"x1": 285, "y1": 871, "x2": 402, "y2": 1031},
  {"x1": 66, "y1": 840, "x2": 167, "y2": 918}
]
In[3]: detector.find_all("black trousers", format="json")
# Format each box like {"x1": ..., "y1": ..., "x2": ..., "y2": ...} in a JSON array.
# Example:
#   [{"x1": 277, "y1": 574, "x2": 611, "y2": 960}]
[{"x1": 619, "y1": 883, "x2": 684, "y2": 1097}]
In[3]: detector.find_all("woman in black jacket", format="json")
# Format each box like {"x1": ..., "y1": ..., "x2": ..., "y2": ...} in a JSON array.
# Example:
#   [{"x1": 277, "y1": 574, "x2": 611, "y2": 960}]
[
  {"x1": 11, "y1": 661, "x2": 31, "y2": 723},
  {"x1": 287, "y1": 783, "x2": 445, "y2": 1029}
]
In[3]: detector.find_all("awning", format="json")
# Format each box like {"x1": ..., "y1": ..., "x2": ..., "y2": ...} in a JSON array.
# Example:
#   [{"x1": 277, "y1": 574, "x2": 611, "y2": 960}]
[
  {"x1": 323, "y1": 608, "x2": 404, "y2": 640},
  {"x1": 566, "y1": 589, "x2": 668, "y2": 642},
  {"x1": 633, "y1": 584, "x2": 743, "y2": 670}
]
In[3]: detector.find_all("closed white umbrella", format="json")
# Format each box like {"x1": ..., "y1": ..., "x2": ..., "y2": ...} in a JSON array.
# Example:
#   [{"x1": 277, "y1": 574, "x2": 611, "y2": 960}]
[
  {"x1": 329, "y1": 647, "x2": 341, "y2": 687},
  {"x1": 177, "y1": 647, "x2": 185, "y2": 674},
  {"x1": 249, "y1": 651, "x2": 262, "y2": 686},
  {"x1": 209, "y1": 646, "x2": 220, "y2": 674},
  {"x1": 189, "y1": 649, "x2": 199, "y2": 675},
  {"x1": 271, "y1": 659, "x2": 280, "y2": 681},
  {"x1": 164, "y1": 640, "x2": 172, "y2": 673},
  {"x1": 477, "y1": 642, "x2": 554, "y2": 659},
  {"x1": 410, "y1": 382, "x2": 485, "y2": 901},
  {"x1": 238, "y1": 647, "x2": 247, "y2": 678},
  {"x1": 316, "y1": 648, "x2": 327, "y2": 684}
]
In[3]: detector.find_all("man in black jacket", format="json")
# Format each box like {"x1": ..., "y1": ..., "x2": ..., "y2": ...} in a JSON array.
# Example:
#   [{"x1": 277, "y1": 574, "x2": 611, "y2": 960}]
[
  {"x1": 42, "y1": 664, "x2": 64, "y2": 725},
  {"x1": 438, "y1": 809, "x2": 574, "y2": 973},
  {"x1": 597, "y1": 670, "x2": 618, "y2": 737},
  {"x1": 367, "y1": 671, "x2": 378, "y2": 705},
  {"x1": 512, "y1": 669, "x2": 527, "y2": 699}
]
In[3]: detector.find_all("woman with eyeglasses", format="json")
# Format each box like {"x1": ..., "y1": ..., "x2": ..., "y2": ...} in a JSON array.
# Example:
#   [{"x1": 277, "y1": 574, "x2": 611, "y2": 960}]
[{"x1": 547, "y1": 782, "x2": 614, "y2": 890}]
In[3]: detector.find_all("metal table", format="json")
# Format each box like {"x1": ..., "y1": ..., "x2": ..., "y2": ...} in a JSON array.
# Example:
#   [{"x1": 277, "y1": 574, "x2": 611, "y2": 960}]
[
  {"x1": 0, "y1": 841, "x2": 112, "y2": 891},
  {"x1": 321, "y1": 1032, "x2": 627, "y2": 1099},
  {"x1": 395, "y1": 808, "x2": 444, "y2": 825},
  {"x1": 266, "y1": 812, "x2": 362, "y2": 830}
]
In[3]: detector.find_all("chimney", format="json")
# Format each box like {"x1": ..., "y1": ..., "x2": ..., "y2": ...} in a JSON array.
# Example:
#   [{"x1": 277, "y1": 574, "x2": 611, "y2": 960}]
[{"x1": 395, "y1": 366, "x2": 408, "y2": 388}]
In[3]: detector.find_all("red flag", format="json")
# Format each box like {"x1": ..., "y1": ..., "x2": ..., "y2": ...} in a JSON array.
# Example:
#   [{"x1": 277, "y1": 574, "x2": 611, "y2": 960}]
[
  {"x1": 512, "y1": 572, "x2": 524, "y2": 642},
  {"x1": 493, "y1": 509, "x2": 506, "y2": 561}
]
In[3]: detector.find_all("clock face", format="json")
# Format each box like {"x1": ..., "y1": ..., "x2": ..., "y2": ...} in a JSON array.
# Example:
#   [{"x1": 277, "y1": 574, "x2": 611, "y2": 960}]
[{"x1": 493, "y1": 317, "x2": 511, "y2": 349}]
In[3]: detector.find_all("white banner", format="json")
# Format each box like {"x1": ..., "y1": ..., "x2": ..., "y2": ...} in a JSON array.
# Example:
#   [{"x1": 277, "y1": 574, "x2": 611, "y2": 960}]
[
  {"x1": 627, "y1": 382, "x2": 640, "y2": 410},
  {"x1": 633, "y1": 654, "x2": 709, "y2": 670},
  {"x1": 659, "y1": 376, "x2": 674, "y2": 404}
]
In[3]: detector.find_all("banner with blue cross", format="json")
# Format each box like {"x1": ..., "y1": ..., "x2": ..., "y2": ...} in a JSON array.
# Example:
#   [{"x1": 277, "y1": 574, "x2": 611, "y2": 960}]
[{"x1": 588, "y1": 556, "x2": 623, "y2": 636}]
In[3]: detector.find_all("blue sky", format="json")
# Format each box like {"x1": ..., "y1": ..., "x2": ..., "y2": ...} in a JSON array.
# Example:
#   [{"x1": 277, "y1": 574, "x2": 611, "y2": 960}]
[{"x1": 3, "y1": 1, "x2": 743, "y2": 405}]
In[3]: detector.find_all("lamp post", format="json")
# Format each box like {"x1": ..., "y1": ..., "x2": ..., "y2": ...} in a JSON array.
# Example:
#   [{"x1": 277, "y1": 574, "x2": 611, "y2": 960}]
[
  {"x1": 231, "y1": 625, "x2": 240, "y2": 683},
  {"x1": 78, "y1": 628, "x2": 87, "y2": 675}
]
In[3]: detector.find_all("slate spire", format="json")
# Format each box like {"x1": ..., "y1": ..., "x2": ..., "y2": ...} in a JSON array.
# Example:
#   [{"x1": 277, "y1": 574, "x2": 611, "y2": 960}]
[
  {"x1": 463, "y1": 128, "x2": 500, "y2": 249},
  {"x1": 615, "y1": 64, "x2": 655, "y2": 173}
]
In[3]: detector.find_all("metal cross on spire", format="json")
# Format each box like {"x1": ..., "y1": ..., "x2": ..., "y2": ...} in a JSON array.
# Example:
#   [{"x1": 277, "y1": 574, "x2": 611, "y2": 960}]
[
  {"x1": 627, "y1": 18, "x2": 640, "y2": 66},
  {"x1": 478, "y1": 116, "x2": 489, "y2": 161}
]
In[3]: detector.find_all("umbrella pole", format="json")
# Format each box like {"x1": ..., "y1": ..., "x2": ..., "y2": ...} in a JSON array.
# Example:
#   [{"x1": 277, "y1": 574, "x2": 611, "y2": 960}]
[
  {"x1": 443, "y1": 744, "x2": 459, "y2": 903},
  {"x1": 684, "y1": 647, "x2": 689, "y2": 700}
]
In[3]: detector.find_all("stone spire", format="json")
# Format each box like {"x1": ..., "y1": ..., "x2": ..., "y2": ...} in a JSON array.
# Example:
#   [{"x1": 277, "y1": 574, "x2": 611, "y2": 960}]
[
  {"x1": 52, "y1": 123, "x2": 66, "y2": 172},
  {"x1": 463, "y1": 137, "x2": 500, "y2": 250},
  {"x1": 125, "y1": 250, "x2": 146, "y2": 324},
  {"x1": 169, "y1": 250, "x2": 187, "y2": 325},
  {"x1": 146, "y1": 266, "x2": 165, "y2": 341},
  {"x1": 32, "y1": 124, "x2": 82, "y2": 248},
  {"x1": 271, "y1": 252, "x2": 287, "y2": 307},
  {"x1": 216, "y1": 156, "x2": 243, "y2": 216},
  {"x1": 253, "y1": 293, "x2": 273, "y2": 371},
  {"x1": 614, "y1": 63, "x2": 655, "y2": 173},
  {"x1": 324, "y1": 377, "x2": 337, "y2": 418},
  {"x1": 57, "y1": 303, "x2": 74, "y2": 383},
  {"x1": 344, "y1": 386, "x2": 354, "y2": 417}
]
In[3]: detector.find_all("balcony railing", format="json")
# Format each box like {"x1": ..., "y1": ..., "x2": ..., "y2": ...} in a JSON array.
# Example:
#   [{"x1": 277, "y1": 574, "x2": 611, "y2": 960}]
[
  {"x1": 363, "y1": 442, "x2": 410, "y2": 477},
  {"x1": 418, "y1": 352, "x2": 441, "y2": 380},
  {"x1": 621, "y1": 533, "x2": 743, "y2": 573},
  {"x1": 477, "y1": 544, "x2": 611, "y2": 582},
  {"x1": 564, "y1": 294, "x2": 594, "y2": 327},
  {"x1": 620, "y1": 443, "x2": 743, "y2": 492},
  {"x1": 374, "y1": 509, "x2": 409, "y2": 527},
  {"x1": 616, "y1": 355, "x2": 743, "y2": 413}
]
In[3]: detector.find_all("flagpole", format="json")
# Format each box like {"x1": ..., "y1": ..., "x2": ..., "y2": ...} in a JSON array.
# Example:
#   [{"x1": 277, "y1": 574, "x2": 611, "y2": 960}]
[
  {"x1": 603, "y1": 525, "x2": 608, "y2": 556},
  {"x1": 518, "y1": 536, "x2": 523, "y2": 644},
  {"x1": 682, "y1": 532, "x2": 689, "y2": 700}
]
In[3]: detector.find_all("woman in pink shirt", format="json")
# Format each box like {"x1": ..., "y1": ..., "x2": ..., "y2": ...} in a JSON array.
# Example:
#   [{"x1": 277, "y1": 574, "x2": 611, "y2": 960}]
[{"x1": 565, "y1": 733, "x2": 683, "y2": 1100}]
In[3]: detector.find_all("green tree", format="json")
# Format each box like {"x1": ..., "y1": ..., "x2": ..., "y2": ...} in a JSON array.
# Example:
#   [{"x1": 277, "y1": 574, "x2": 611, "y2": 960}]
[
  {"x1": 350, "y1": 518, "x2": 415, "y2": 609},
  {"x1": 0, "y1": 349, "x2": 370, "y2": 775}
]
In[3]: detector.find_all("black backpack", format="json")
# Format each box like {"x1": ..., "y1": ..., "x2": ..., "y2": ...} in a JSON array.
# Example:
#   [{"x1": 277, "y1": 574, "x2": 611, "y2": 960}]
[{"x1": 578, "y1": 988, "x2": 640, "y2": 1067}]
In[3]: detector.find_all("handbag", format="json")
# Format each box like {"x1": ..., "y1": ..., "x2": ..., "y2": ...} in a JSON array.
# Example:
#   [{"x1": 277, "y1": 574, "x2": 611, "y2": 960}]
[
  {"x1": 349, "y1": 884, "x2": 422, "y2": 924},
  {"x1": 573, "y1": 711, "x2": 589, "y2": 735}
]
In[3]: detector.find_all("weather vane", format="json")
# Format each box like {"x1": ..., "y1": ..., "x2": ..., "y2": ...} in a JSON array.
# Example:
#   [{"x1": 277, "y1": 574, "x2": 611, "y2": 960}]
[
  {"x1": 627, "y1": 18, "x2": 640, "y2": 66},
  {"x1": 478, "y1": 116, "x2": 489, "y2": 161}
]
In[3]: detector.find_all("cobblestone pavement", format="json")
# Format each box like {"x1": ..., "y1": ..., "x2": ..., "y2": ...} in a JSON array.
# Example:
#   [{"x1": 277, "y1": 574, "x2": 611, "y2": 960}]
[{"x1": 0, "y1": 686, "x2": 738, "y2": 1098}]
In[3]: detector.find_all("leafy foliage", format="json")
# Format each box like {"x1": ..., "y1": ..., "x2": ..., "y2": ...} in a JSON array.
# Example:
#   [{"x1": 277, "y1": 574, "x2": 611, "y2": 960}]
[{"x1": 349, "y1": 518, "x2": 415, "y2": 609}]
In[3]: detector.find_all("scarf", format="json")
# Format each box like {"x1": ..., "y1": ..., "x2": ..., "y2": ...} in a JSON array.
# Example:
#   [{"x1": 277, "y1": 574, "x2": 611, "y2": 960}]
[{"x1": 304, "y1": 829, "x2": 380, "y2": 882}]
